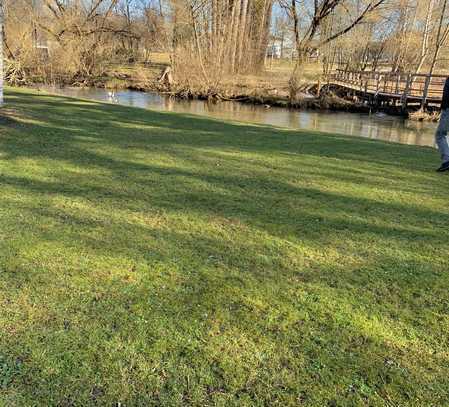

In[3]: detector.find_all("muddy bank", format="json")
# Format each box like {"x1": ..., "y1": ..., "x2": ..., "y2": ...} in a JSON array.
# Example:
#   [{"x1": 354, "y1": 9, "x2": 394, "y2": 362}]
[{"x1": 141, "y1": 84, "x2": 375, "y2": 114}]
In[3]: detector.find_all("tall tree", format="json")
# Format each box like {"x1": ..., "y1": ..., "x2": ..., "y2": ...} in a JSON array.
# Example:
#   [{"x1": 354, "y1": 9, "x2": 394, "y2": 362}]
[
  {"x1": 422, "y1": 0, "x2": 449, "y2": 107},
  {"x1": 280, "y1": 0, "x2": 387, "y2": 99}
]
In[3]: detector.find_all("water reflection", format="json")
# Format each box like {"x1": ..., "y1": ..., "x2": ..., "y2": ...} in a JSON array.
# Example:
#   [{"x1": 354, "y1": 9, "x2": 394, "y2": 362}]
[{"x1": 34, "y1": 85, "x2": 437, "y2": 147}]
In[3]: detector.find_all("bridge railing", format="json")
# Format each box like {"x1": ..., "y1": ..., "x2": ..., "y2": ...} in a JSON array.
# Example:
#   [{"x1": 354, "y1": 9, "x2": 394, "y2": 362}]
[{"x1": 329, "y1": 69, "x2": 447, "y2": 103}]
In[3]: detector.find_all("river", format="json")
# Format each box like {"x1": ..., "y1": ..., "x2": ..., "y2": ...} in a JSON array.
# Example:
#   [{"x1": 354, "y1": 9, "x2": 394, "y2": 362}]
[{"x1": 36, "y1": 85, "x2": 438, "y2": 147}]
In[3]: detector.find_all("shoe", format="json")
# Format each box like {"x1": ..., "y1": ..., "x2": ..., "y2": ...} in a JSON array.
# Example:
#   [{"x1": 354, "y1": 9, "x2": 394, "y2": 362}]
[{"x1": 436, "y1": 161, "x2": 449, "y2": 172}]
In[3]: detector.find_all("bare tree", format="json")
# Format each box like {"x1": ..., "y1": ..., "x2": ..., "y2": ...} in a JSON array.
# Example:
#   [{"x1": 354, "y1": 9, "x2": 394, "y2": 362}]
[
  {"x1": 426, "y1": 0, "x2": 449, "y2": 75},
  {"x1": 280, "y1": 0, "x2": 387, "y2": 99},
  {"x1": 168, "y1": 0, "x2": 274, "y2": 93},
  {"x1": 421, "y1": 0, "x2": 449, "y2": 106},
  {"x1": 4, "y1": 0, "x2": 449, "y2": 102},
  {"x1": 415, "y1": 0, "x2": 435, "y2": 73}
]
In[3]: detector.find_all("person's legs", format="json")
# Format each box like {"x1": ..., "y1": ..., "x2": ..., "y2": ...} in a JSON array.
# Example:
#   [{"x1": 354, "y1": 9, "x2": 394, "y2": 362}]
[{"x1": 435, "y1": 109, "x2": 449, "y2": 165}]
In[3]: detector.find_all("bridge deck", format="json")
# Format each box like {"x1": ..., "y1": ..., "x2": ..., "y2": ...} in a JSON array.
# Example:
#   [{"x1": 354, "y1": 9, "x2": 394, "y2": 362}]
[{"x1": 328, "y1": 70, "x2": 445, "y2": 106}]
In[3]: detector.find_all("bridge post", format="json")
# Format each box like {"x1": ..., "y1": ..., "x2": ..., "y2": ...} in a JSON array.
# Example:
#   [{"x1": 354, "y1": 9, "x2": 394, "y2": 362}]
[
  {"x1": 401, "y1": 74, "x2": 412, "y2": 112},
  {"x1": 420, "y1": 75, "x2": 431, "y2": 110}
]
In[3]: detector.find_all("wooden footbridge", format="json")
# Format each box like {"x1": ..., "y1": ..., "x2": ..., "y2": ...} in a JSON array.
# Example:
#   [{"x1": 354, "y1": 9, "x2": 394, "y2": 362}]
[{"x1": 327, "y1": 69, "x2": 447, "y2": 109}]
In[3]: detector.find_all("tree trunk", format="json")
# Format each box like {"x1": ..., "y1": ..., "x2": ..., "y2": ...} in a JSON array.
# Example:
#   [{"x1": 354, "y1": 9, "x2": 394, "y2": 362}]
[
  {"x1": 190, "y1": 6, "x2": 209, "y2": 85},
  {"x1": 236, "y1": 0, "x2": 249, "y2": 70},
  {"x1": 289, "y1": 51, "x2": 307, "y2": 102},
  {"x1": 415, "y1": 0, "x2": 435, "y2": 74},
  {"x1": 230, "y1": 0, "x2": 242, "y2": 73},
  {"x1": 256, "y1": 0, "x2": 273, "y2": 70},
  {"x1": 421, "y1": 0, "x2": 449, "y2": 108}
]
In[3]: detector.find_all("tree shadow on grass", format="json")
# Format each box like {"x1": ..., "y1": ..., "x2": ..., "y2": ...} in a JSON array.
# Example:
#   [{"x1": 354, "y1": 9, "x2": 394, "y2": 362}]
[
  {"x1": 4, "y1": 90, "x2": 439, "y2": 170},
  {"x1": 1, "y1": 200, "x2": 447, "y2": 405},
  {"x1": 1, "y1": 90, "x2": 448, "y2": 405},
  {"x1": 2, "y1": 90, "x2": 448, "y2": 300},
  {"x1": 1, "y1": 163, "x2": 447, "y2": 328},
  {"x1": 1, "y1": 168, "x2": 447, "y2": 242}
]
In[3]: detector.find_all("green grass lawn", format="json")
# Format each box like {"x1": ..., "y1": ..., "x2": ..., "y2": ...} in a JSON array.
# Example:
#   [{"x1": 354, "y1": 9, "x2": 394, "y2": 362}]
[{"x1": 0, "y1": 88, "x2": 448, "y2": 406}]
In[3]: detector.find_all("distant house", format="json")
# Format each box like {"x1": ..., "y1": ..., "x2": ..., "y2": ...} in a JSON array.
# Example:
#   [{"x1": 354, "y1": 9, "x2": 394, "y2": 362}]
[
  {"x1": 307, "y1": 48, "x2": 319, "y2": 61},
  {"x1": 267, "y1": 37, "x2": 294, "y2": 59},
  {"x1": 266, "y1": 43, "x2": 281, "y2": 59},
  {"x1": 32, "y1": 0, "x2": 50, "y2": 58},
  {"x1": 33, "y1": 21, "x2": 50, "y2": 59},
  {"x1": 266, "y1": 37, "x2": 319, "y2": 62}
]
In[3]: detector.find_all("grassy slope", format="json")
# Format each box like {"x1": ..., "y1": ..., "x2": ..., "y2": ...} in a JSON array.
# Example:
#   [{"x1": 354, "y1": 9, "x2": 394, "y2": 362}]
[{"x1": 0, "y1": 88, "x2": 448, "y2": 406}]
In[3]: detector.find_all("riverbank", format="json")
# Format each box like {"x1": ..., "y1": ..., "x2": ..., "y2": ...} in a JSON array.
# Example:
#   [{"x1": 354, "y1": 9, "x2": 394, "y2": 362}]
[
  {"x1": 21, "y1": 73, "x2": 433, "y2": 119},
  {"x1": 20, "y1": 72, "x2": 378, "y2": 115},
  {"x1": 13, "y1": 58, "x2": 374, "y2": 115},
  {"x1": 1, "y1": 88, "x2": 448, "y2": 405},
  {"x1": 10, "y1": 55, "x2": 440, "y2": 119}
]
